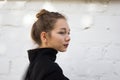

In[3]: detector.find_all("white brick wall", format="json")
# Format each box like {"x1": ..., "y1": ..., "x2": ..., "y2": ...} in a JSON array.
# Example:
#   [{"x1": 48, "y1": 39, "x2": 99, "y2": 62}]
[{"x1": 0, "y1": 0, "x2": 120, "y2": 80}]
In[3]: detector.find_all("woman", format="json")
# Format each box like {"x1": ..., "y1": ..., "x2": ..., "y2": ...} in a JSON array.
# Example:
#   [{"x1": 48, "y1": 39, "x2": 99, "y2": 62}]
[{"x1": 24, "y1": 9, "x2": 70, "y2": 80}]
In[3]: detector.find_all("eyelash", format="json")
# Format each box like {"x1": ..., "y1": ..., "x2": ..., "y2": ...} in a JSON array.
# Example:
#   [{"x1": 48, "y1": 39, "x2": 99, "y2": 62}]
[
  {"x1": 58, "y1": 32, "x2": 65, "y2": 34},
  {"x1": 58, "y1": 32, "x2": 70, "y2": 35},
  {"x1": 68, "y1": 32, "x2": 70, "y2": 35}
]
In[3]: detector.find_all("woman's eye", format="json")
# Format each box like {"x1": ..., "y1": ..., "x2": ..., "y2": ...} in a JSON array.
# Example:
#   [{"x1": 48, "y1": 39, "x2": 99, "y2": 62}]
[
  {"x1": 68, "y1": 32, "x2": 70, "y2": 35},
  {"x1": 58, "y1": 32, "x2": 65, "y2": 34}
]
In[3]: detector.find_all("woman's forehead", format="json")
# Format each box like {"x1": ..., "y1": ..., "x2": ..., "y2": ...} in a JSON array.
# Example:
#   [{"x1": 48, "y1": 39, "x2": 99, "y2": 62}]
[{"x1": 53, "y1": 19, "x2": 70, "y2": 30}]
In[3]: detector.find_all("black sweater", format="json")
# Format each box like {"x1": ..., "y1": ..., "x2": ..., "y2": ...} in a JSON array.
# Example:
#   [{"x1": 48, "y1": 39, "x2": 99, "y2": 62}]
[{"x1": 24, "y1": 48, "x2": 69, "y2": 80}]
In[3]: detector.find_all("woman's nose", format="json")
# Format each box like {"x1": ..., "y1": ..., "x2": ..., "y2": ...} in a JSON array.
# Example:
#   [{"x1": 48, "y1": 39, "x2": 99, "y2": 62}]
[{"x1": 65, "y1": 35, "x2": 70, "y2": 42}]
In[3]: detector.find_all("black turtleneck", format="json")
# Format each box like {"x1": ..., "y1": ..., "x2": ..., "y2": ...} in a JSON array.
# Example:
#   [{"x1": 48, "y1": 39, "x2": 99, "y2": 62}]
[{"x1": 24, "y1": 48, "x2": 69, "y2": 80}]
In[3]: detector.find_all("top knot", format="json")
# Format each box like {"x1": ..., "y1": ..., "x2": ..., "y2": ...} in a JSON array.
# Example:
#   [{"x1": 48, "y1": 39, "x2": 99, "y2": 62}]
[{"x1": 36, "y1": 9, "x2": 49, "y2": 18}]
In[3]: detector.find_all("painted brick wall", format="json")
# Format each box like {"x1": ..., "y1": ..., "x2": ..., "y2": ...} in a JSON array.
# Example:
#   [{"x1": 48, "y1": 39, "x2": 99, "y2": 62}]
[{"x1": 0, "y1": 0, "x2": 120, "y2": 80}]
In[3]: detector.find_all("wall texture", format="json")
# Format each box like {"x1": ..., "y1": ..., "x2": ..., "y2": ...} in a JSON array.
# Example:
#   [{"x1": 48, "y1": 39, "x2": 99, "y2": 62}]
[{"x1": 0, "y1": 0, "x2": 120, "y2": 80}]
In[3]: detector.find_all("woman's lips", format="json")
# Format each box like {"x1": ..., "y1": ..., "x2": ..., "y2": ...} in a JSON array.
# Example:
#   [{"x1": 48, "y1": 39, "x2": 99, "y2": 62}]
[{"x1": 63, "y1": 44, "x2": 69, "y2": 48}]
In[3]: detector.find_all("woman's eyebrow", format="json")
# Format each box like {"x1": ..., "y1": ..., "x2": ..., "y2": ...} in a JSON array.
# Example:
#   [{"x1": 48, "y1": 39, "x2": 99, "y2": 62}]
[
  {"x1": 60, "y1": 28, "x2": 70, "y2": 31},
  {"x1": 60, "y1": 28, "x2": 66, "y2": 30}
]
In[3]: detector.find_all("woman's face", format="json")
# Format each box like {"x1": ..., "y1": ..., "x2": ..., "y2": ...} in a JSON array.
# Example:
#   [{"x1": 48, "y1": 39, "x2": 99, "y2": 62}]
[{"x1": 47, "y1": 18, "x2": 70, "y2": 52}]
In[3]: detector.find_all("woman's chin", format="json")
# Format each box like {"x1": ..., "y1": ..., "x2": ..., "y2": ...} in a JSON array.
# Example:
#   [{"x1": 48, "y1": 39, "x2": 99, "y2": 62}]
[{"x1": 59, "y1": 49, "x2": 67, "y2": 52}]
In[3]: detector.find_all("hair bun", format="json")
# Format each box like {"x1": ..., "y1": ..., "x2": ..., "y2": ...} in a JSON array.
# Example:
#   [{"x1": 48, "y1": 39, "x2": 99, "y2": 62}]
[{"x1": 36, "y1": 9, "x2": 49, "y2": 18}]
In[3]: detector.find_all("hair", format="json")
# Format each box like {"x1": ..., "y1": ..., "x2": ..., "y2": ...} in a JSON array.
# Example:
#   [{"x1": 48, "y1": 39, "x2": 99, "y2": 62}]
[{"x1": 31, "y1": 9, "x2": 66, "y2": 46}]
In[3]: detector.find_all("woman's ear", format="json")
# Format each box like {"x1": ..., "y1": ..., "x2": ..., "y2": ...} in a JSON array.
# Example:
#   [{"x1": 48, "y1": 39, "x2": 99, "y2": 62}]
[{"x1": 40, "y1": 32, "x2": 47, "y2": 42}]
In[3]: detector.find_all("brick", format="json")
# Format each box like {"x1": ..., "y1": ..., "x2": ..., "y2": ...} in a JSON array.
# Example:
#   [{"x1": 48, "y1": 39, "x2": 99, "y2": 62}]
[{"x1": 0, "y1": 58, "x2": 10, "y2": 74}]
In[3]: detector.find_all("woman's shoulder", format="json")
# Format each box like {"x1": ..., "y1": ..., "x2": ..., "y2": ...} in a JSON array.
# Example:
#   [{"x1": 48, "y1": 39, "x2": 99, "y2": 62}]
[
  {"x1": 37, "y1": 58, "x2": 63, "y2": 72},
  {"x1": 48, "y1": 62, "x2": 63, "y2": 72},
  {"x1": 43, "y1": 63, "x2": 69, "y2": 80},
  {"x1": 31, "y1": 56, "x2": 69, "y2": 80}
]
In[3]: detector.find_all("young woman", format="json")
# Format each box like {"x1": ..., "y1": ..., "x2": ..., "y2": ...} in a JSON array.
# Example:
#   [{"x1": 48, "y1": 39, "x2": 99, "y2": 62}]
[{"x1": 24, "y1": 9, "x2": 70, "y2": 80}]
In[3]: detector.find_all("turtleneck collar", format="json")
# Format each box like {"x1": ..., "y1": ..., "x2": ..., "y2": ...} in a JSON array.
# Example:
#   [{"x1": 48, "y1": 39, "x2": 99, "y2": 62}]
[{"x1": 28, "y1": 48, "x2": 58, "y2": 63}]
